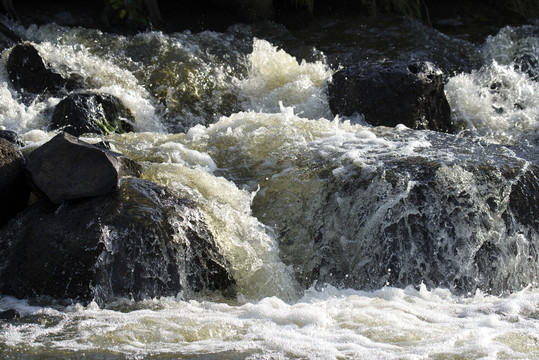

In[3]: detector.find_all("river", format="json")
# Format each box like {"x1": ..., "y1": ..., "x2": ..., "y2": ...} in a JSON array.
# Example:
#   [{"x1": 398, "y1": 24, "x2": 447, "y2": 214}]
[{"x1": 0, "y1": 11, "x2": 538, "y2": 360}]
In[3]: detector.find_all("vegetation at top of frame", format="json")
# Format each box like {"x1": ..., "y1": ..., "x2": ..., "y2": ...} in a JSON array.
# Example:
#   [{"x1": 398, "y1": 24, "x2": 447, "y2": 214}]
[
  {"x1": 106, "y1": 0, "x2": 538, "y2": 28},
  {"x1": 498, "y1": 0, "x2": 539, "y2": 18},
  {"x1": 109, "y1": 0, "x2": 150, "y2": 26},
  {"x1": 294, "y1": 0, "x2": 539, "y2": 18},
  {"x1": 359, "y1": 0, "x2": 421, "y2": 18}
]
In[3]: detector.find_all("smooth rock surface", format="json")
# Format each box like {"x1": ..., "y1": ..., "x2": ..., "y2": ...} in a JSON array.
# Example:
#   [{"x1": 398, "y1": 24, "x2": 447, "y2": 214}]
[
  {"x1": 6, "y1": 43, "x2": 76, "y2": 103},
  {"x1": 328, "y1": 60, "x2": 454, "y2": 132},
  {"x1": 25, "y1": 132, "x2": 142, "y2": 204}
]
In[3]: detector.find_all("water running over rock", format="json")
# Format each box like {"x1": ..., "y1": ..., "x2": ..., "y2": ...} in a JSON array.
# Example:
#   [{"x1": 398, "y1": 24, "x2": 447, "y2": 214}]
[{"x1": 0, "y1": 10, "x2": 537, "y2": 359}]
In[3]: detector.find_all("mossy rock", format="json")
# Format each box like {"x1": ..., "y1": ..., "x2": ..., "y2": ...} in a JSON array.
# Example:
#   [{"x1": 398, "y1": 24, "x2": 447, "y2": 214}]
[{"x1": 51, "y1": 93, "x2": 135, "y2": 136}]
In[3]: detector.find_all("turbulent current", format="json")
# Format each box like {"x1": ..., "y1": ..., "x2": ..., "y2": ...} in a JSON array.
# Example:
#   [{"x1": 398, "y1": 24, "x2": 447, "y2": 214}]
[{"x1": 0, "y1": 13, "x2": 538, "y2": 360}]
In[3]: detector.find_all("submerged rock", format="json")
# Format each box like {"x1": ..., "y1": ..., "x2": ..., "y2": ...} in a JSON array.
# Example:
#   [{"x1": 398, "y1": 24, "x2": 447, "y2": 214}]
[
  {"x1": 251, "y1": 132, "x2": 538, "y2": 295},
  {"x1": 51, "y1": 93, "x2": 135, "y2": 136},
  {"x1": 25, "y1": 132, "x2": 142, "y2": 205},
  {"x1": 328, "y1": 61, "x2": 454, "y2": 132},
  {"x1": 0, "y1": 177, "x2": 235, "y2": 304},
  {"x1": 6, "y1": 43, "x2": 77, "y2": 103},
  {"x1": 0, "y1": 138, "x2": 30, "y2": 226}
]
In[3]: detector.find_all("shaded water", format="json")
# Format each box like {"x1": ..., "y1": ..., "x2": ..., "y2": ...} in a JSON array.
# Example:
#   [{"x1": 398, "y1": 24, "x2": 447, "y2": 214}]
[{"x1": 0, "y1": 13, "x2": 538, "y2": 359}]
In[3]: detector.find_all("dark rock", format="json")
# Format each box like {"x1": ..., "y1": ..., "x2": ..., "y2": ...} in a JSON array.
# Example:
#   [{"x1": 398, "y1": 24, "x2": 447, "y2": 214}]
[
  {"x1": 6, "y1": 43, "x2": 77, "y2": 103},
  {"x1": 515, "y1": 53, "x2": 539, "y2": 81},
  {"x1": 0, "y1": 309, "x2": 19, "y2": 320},
  {"x1": 0, "y1": 129, "x2": 24, "y2": 147},
  {"x1": 0, "y1": 20, "x2": 20, "y2": 51},
  {"x1": 51, "y1": 93, "x2": 135, "y2": 136},
  {"x1": 0, "y1": 138, "x2": 30, "y2": 226},
  {"x1": 503, "y1": 164, "x2": 539, "y2": 240},
  {"x1": 25, "y1": 132, "x2": 142, "y2": 205},
  {"x1": 328, "y1": 61, "x2": 454, "y2": 132},
  {"x1": 251, "y1": 132, "x2": 538, "y2": 295},
  {"x1": 0, "y1": 177, "x2": 235, "y2": 304},
  {"x1": 93, "y1": 141, "x2": 112, "y2": 150}
]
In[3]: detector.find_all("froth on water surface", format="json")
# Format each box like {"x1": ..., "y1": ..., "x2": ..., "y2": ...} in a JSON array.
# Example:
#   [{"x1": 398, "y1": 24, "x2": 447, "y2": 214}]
[
  {"x1": 0, "y1": 12, "x2": 538, "y2": 360},
  {"x1": 1, "y1": 285, "x2": 538, "y2": 359}
]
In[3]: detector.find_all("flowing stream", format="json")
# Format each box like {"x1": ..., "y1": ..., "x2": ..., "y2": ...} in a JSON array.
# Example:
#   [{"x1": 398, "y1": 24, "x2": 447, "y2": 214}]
[{"x1": 0, "y1": 13, "x2": 538, "y2": 360}]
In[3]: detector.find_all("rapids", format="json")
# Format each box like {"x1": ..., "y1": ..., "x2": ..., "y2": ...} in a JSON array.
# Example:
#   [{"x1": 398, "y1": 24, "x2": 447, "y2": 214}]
[{"x1": 0, "y1": 12, "x2": 538, "y2": 360}]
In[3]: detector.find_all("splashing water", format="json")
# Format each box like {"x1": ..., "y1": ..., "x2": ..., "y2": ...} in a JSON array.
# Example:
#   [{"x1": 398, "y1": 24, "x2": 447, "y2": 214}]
[{"x1": 0, "y1": 17, "x2": 537, "y2": 360}]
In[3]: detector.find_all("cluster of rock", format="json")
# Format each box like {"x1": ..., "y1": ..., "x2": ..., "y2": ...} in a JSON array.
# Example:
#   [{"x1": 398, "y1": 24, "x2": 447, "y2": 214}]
[
  {"x1": 0, "y1": 38, "x2": 465, "y2": 308},
  {"x1": 0, "y1": 43, "x2": 236, "y2": 306},
  {"x1": 4, "y1": 35, "x2": 455, "y2": 137},
  {"x1": 7, "y1": 43, "x2": 135, "y2": 136},
  {"x1": 251, "y1": 134, "x2": 539, "y2": 295},
  {"x1": 0, "y1": 132, "x2": 236, "y2": 305},
  {"x1": 0, "y1": 15, "x2": 532, "y2": 311}
]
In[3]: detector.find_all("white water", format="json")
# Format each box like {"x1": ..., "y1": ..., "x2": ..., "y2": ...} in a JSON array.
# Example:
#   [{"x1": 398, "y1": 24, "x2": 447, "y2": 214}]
[
  {"x1": 1, "y1": 285, "x2": 538, "y2": 359},
  {"x1": 0, "y1": 19, "x2": 538, "y2": 359},
  {"x1": 446, "y1": 62, "x2": 539, "y2": 145}
]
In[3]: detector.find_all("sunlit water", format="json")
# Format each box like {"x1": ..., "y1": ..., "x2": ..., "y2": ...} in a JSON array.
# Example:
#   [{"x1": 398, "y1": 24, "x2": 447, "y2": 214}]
[{"x1": 0, "y1": 15, "x2": 538, "y2": 359}]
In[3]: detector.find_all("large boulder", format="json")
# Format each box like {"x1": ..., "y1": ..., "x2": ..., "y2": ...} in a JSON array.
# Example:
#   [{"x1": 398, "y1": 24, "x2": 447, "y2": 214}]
[
  {"x1": 6, "y1": 43, "x2": 77, "y2": 103},
  {"x1": 328, "y1": 61, "x2": 454, "y2": 132},
  {"x1": 0, "y1": 138, "x2": 30, "y2": 226},
  {"x1": 0, "y1": 177, "x2": 236, "y2": 304},
  {"x1": 25, "y1": 132, "x2": 142, "y2": 205},
  {"x1": 250, "y1": 131, "x2": 538, "y2": 295},
  {"x1": 51, "y1": 92, "x2": 135, "y2": 136}
]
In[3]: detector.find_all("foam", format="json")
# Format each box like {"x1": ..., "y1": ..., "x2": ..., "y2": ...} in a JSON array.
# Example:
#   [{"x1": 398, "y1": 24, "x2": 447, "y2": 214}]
[
  {"x1": 238, "y1": 39, "x2": 333, "y2": 119},
  {"x1": 446, "y1": 61, "x2": 539, "y2": 145},
  {"x1": 1, "y1": 286, "x2": 537, "y2": 358},
  {"x1": 0, "y1": 19, "x2": 537, "y2": 360}
]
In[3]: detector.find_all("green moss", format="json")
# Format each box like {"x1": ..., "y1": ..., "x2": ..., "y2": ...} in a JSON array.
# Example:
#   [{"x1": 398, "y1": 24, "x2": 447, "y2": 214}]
[{"x1": 108, "y1": 0, "x2": 150, "y2": 27}]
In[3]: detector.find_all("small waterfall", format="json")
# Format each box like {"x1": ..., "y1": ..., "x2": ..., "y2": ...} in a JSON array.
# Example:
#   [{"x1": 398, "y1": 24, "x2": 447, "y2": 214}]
[
  {"x1": 0, "y1": 10, "x2": 538, "y2": 360},
  {"x1": 182, "y1": 107, "x2": 538, "y2": 295}
]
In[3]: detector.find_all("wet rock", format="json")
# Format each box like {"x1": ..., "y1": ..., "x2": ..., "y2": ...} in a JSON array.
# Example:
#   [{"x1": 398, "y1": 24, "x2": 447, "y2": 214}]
[
  {"x1": 252, "y1": 133, "x2": 537, "y2": 295},
  {"x1": 515, "y1": 53, "x2": 539, "y2": 81},
  {"x1": 0, "y1": 129, "x2": 23, "y2": 147},
  {"x1": 0, "y1": 309, "x2": 19, "y2": 320},
  {"x1": 503, "y1": 164, "x2": 539, "y2": 240},
  {"x1": 0, "y1": 138, "x2": 30, "y2": 226},
  {"x1": 328, "y1": 60, "x2": 454, "y2": 132},
  {"x1": 25, "y1": 132, "x2": 142, "y2": 205},
  {"x1": 51, "y1": 93, "x2": 135, "y2": 136},
  {"x1": 0, "y1": 177, "x2": 236, "y2": 304},
  {"x1": 6, "y1": 43, "x2": 77, "y2": 103}
]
